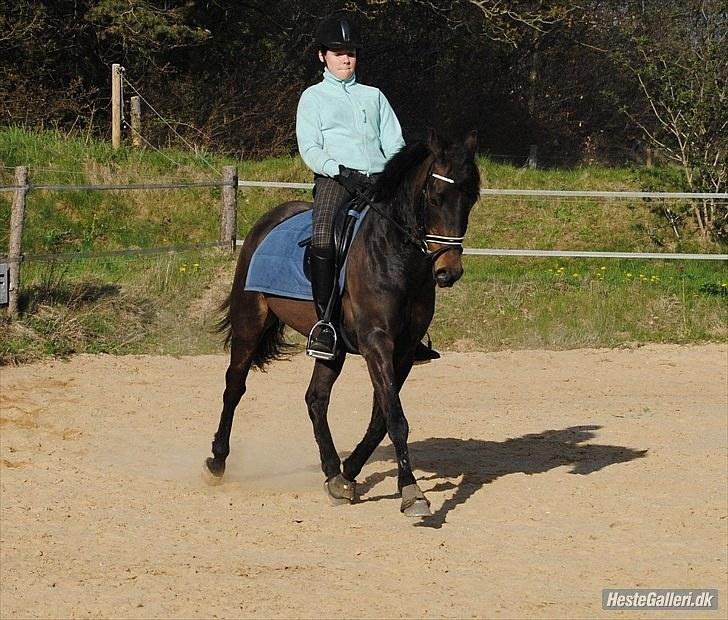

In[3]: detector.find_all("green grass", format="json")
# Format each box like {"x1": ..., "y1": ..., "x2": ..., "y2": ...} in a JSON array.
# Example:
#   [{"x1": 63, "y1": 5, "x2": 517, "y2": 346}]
[
  {"x1": 0, "y1": 127, "x2": 725, "y2": 364},
  {"x1": 432, "y1": 257, "x2": 726, "y2": 350},
  {"x1": 0, "y1": 251, "x2": 232, "y2": 363}
]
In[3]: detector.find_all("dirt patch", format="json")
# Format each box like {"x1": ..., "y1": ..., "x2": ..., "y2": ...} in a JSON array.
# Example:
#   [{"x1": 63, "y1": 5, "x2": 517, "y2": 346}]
[{"x1": 1, "y1": 345, "x2": 726, "y2": 618}]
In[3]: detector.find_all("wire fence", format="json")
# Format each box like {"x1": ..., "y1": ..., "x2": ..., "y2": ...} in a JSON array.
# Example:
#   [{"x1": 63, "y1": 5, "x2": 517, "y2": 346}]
[{"x1": 2, "y1": 175, "x2": 727, "y2": 265}]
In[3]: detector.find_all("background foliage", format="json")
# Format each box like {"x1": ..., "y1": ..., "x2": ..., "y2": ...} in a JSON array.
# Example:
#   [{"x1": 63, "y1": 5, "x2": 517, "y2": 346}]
[{"x1": 2, "y1": 2, "x2": 724, "y2": 172}]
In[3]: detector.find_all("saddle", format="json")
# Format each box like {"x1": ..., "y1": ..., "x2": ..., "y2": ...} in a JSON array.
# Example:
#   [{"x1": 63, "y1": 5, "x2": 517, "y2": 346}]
[{"x1": 299, "y1": 194, "x2": 370, "y2": 286}]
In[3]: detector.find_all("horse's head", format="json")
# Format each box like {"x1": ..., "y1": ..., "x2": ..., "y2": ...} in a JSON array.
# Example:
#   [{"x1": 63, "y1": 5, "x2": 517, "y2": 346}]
[{"x1": 423, "y1": 129, "x2": 480, "y2": 287}]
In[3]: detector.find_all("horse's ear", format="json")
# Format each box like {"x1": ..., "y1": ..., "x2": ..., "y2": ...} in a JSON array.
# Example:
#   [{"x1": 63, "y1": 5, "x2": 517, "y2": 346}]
[
  {"x1": 464, "y1": 130, "x2": 477, "y2": 157},
  {"x1": 428, "y1": 127, "x2": 446, "y2": 162}
]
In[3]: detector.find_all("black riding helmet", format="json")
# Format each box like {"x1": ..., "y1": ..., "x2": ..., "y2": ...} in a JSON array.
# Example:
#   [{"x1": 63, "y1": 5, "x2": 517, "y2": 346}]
[{"x1": 316, "y1": 15, "x2": 363, "y2": 50}]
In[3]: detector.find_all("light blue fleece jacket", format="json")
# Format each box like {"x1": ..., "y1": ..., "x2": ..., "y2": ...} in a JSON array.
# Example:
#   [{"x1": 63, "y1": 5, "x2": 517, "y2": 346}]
[{"x1": 296, "y1": 68, "x2": 405, "y2": 178}]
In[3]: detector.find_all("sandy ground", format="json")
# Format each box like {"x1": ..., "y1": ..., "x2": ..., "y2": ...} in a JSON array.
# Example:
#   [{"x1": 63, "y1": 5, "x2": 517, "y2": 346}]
[{"x1": 0, "y1": 345, "x2": 726, "y2": 619}]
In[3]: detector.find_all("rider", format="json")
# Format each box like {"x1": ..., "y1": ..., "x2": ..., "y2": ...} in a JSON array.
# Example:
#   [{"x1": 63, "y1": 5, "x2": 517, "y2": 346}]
[{"x1": 296, "y1": 14, "x2": 439, "y2": 362}]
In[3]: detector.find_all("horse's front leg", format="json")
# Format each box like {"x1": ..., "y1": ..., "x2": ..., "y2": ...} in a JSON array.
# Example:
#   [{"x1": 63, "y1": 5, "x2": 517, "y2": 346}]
[
  {"x1": 305, "y1": 355, "x2": 355, "y2": 505},
  {"x1": 362, "y1": 330, "x2": 431, "y2": 517},
  {"x1": 343, "y1": 354, "x2": 414, "y2": 482}
]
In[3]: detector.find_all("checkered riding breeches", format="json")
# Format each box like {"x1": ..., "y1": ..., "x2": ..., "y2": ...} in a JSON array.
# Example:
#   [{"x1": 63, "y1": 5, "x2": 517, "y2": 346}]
[{"x1": 311, "y1": 175, "x2": 353, "y2": 250}]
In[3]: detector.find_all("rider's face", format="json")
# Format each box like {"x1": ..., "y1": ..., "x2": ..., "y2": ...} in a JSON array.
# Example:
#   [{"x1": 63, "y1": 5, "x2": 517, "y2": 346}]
[{"x1": 320, "y1": 48, "x2": 357, "y2": 80}]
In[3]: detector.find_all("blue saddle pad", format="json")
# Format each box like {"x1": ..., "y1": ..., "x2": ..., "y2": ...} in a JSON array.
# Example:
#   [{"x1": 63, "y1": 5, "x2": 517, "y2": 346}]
[{"x1": 244, "y1": 206, "x2": 369, "y2": 300}]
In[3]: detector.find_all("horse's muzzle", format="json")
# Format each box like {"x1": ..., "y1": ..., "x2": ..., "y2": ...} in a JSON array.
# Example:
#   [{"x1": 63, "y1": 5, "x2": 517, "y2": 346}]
[{"x1": 434, "y1": 265, "x2": 463, "y2": 288}]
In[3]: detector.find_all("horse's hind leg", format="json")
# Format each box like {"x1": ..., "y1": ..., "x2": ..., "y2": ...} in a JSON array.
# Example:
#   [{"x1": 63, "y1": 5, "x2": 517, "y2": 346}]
[
  {"x1": 203, "y1": 297, "x2": 269, "y2": 484},
  {"x1": 305, "y1": 356, "x2": 355, "y2": 504},
  {"x1": 202, "y1": 336, "x2": 255, "y2": 483}
]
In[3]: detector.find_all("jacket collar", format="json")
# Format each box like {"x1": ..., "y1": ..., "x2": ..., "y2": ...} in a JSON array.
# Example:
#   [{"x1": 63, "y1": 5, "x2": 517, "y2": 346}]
[{"x1": 323, "y1": 67, "x2": 357, "y2": 90}]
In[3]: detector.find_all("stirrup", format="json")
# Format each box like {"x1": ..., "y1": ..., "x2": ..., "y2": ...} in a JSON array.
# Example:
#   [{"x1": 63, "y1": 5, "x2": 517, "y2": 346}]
[{"x1": 306, "y1": 320, "x2": 338, "y2": 361}]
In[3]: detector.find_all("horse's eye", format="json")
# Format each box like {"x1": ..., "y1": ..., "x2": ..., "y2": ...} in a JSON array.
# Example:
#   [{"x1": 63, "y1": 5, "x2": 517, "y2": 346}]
[{"x1": 429, "y1": 191, "x2": 442, "y2": 206}]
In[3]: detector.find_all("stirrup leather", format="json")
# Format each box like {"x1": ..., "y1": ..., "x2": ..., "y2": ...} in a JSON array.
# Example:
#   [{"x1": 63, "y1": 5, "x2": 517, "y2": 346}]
[{"x1": 306, "y1": 320, "x2": 338, "y2": 361}]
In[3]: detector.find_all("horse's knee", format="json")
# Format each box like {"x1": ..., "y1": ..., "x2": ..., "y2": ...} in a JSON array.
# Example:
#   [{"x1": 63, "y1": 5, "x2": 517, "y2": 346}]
[{"x1": 305, "y1": 387, "x2": 330, "y2": 418}]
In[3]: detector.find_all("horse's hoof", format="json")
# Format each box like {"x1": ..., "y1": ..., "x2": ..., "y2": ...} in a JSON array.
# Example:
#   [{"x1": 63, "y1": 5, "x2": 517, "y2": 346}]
[
  {"x1": 202, "y1": 457, "x2": 225, "y2": 486},
  {"x1": 400, "y1": 484, "x2": 432, "y2": 517},
  {"x1": 324, "y1": 474, "x2": 357, "y2": 506}
]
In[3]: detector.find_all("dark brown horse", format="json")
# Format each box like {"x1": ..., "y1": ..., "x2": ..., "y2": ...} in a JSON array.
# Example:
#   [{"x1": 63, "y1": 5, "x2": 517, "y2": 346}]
[{"x1": 204, "y1": 129, "x2": 480, "y2": 517}]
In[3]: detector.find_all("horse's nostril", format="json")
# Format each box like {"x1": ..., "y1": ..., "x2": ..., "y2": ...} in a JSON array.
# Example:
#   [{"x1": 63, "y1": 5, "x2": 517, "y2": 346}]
[
  {"x1": 435, "y1": 270, "x2": 453, "y2": 287},
  {"x1": 435, "y1": 265, "x2": 464, "y2": 288}
]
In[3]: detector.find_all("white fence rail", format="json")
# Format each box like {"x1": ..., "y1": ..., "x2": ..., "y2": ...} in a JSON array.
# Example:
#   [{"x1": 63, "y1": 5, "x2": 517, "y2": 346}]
[
  {"x1": 463, "y1": 249, "x2": 727, "y2": 260},
  {"x1": 236, "y1": 180, "x2": 728, "y2": 201},
  {"x1": 5, "y1": 168, "x2": 726, "y2": 319},
  {"x1": 235, "y1": 180, "x2": 728, "y2": 261}
]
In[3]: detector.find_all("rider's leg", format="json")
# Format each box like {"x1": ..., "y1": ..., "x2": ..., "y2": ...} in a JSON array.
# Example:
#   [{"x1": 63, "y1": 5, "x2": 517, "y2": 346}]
[
  {"x1": 307, "y1": 245, "x2": 337, "y2": 356},
  {"x1": 307, "y1": 176, "x2": 351, "y2": 359}
]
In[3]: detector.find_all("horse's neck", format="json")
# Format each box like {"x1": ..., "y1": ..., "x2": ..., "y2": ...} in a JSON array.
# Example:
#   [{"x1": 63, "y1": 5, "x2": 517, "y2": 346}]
[
  {"x1": 381, "y1": 158, "x2": 430, "y2": 239},
  {"x1": 357, "y1": 213, "x2": 432, "y2": 289}
]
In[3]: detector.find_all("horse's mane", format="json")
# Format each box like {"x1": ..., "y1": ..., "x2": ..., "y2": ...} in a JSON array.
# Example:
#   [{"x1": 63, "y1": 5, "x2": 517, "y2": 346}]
[
  {"x1": 373, "y1": 142, "x2": 430, "y2": 202},
  {"x1": 372, "y1": 137, "x2": 480, "y2": 238},
  {"x1": 372, "y1": 142, "x2": 430, "y2": 234}
]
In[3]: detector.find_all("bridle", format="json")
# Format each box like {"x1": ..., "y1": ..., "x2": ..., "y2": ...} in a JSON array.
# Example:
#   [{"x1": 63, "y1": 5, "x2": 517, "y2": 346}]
[
  {"x1": 357, "y1": 165, "x2": 466, "y2": 263},
  {"x1": 421, "y1": 170, "x2": 465, "y2": 262}
]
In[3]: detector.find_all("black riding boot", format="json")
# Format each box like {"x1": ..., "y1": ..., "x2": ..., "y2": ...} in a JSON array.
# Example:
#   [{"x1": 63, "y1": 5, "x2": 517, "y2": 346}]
[{"x1": 307, "y1": 247, "x2": 338, "y2": 360}]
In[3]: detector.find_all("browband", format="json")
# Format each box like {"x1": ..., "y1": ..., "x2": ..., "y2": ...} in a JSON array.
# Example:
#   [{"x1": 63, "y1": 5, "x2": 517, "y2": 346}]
[{"x1": 431, "y1": 173, "x2": 455, "y2": 184}]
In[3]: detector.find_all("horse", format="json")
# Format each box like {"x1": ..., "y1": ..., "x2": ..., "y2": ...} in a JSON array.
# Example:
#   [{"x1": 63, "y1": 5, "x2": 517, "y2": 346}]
[{"x1": 203, "y1": 129, "x2": 480, "y2": 517}]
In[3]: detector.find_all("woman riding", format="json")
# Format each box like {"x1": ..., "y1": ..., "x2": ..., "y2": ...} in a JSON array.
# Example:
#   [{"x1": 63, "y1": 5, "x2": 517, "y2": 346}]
[{"x1": 296, "y1": 14, "x2": 439, "y2": 362}]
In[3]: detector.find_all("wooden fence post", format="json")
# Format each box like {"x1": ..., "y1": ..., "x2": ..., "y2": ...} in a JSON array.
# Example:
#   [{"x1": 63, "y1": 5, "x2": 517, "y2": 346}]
[
  {"x1": 8, "y1": 166, "x2": 29, "y2": 318},
  {"x1": 527, "y1": 144, "x2": 538, "y2": 169},
  {"x1": 220, "y1": 166, "x2": 238, "y2": 251},
  {"x1": 111, "y1": 64, "x2": 122, "y2": 149},
  {"x1": 130, "y1": 96, "x2": 142, "y2": 147}
]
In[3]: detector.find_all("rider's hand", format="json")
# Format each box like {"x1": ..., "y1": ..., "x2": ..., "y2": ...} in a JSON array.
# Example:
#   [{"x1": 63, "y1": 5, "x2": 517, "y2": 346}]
[{"x1": 335, "y1": 166, "x2": 370, "y2": 196}]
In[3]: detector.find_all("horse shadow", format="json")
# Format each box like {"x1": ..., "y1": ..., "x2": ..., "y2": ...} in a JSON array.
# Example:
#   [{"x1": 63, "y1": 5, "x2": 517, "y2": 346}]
[{"x1": 357, "y1": 425, "x2": 647, "y2": 528}]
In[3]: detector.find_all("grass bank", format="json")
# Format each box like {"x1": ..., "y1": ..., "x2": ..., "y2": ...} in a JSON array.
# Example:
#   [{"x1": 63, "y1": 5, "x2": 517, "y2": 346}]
[{"x1": 0, "y1": 128, "x2": 725, "y2": 364}]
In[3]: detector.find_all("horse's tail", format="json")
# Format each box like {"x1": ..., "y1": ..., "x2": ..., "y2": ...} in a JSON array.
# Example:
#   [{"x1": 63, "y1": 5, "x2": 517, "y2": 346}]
[
  {"x1": 215, "y1": 292, "x2": 293, "y2": 371},
  {"x1": 250, "y1": 316, "x2": 292, "y2": 371},
  {"x1": 215, "y1": 292, "x2": 234, "y2": 349}
]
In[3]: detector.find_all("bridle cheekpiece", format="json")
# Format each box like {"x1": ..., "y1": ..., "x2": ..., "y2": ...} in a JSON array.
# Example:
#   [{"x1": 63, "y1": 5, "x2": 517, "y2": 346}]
[{"x1": 422, "y1": 172, "x2": 465, "y2": 261}]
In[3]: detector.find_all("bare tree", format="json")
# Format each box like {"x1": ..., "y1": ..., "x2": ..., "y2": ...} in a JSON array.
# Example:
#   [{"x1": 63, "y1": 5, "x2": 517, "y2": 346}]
[{"x1": 612, "y1": 0, "x2": 727, "y2": 239}]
